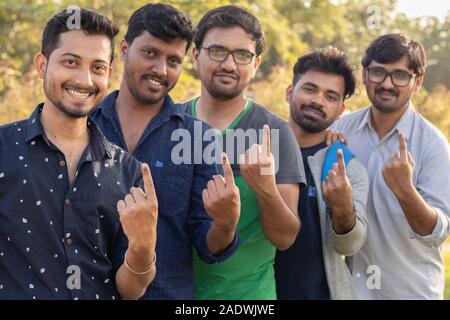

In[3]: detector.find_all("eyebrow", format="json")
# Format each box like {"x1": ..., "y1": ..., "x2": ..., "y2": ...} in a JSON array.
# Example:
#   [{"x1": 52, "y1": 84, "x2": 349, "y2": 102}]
[
  {"x1": 303, "y1": 81, "x2": 342, "y2": 98},
  {"x1": 61, "y1": 52, "x2": 109, "y2": 65}
]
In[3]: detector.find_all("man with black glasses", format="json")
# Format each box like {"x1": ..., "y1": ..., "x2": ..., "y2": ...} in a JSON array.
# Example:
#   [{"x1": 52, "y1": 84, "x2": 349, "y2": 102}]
[
  {"x1": 332, "y1": 33, "x2": 450, "y2": 299},
  {"x1": 182, "y1": 5, "x2": 305, "y2": 299}
]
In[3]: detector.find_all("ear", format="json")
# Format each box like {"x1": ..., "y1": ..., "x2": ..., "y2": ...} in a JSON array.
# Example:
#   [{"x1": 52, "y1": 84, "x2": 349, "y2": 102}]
[
  {"x1": 337, "y1": 102, "x2": 346, "y2": 119},
  {"x1": 362, "y1": 68, "x2": 368, "y2": 86},
  {"x1": 34, "y1": 53, "x2": 47, "y2": 79},
  {"x1": 108, "y1": 66, "x2": 113, "y2": 79},
  {"x1": 119, "y1": 39, "x2": 128, "y2": 62},
  {"x1": 285, "y1": 84, "x2": 293, "y2": 104},
  {"x1": 413, "y1": 74, "x2": 424, "y2": 92},
  {"x1": 192, "y1": 47, "x2": 200, "y2": 70},
  {"x1": 251, "y1": 55, "x2": 262, "y2": 78}
]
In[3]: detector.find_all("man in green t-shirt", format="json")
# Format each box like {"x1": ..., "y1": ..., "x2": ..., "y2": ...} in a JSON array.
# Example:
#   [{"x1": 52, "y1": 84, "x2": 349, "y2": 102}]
[{"x1": 181, "y1": 5, "x2": 306, "y2": 299}]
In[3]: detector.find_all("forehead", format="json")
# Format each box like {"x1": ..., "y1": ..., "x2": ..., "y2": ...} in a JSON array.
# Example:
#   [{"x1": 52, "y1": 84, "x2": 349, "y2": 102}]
[
  {"x1": 130, "y1": 30, "x2": 187, "y2": 56},
  {"x1": 52, "y1": 30, "x2": 112, "y2": 62},
  {"x1": 296, "y1": 69, "x2": 345, "y2": 94},
  {"x1": 368, "y1": 56, "x2": 413, "y2": 72},
  {"x1": 202, "y1": 26, "x2": 256, "y2": 51}
]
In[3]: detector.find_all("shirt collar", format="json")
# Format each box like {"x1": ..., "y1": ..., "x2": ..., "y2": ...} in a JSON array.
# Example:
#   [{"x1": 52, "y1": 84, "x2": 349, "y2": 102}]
[
  {"x1": 356, "y1": 104, "x2": 415, "y2": 141},
  {"x1": 25, "y1": 103, "x2": 112, "y2": 160},
  {"x1": 98, "y1": 90, "x2": 186, "y2": 122}
]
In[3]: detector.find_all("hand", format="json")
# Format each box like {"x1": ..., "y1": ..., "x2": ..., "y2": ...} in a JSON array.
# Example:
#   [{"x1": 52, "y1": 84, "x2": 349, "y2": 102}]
[
  {"x1": 203, "y1": 153, "x2": 240, "y2": 232},
  {"x1": 325, "y1": 129, "x2": 347, "y2": 146},
  {"x1": 382, "y1": 133, "x2": 415, "y2": 198},
  {"x1": 322, "y1": 149, "x2": 353, "y2": 215},
  {"x1": 117, "y1": 163, "x2": 158, "y2": 255},
  {"x1": 239, "y1": 124, "x2": 276, "y2": 195}
]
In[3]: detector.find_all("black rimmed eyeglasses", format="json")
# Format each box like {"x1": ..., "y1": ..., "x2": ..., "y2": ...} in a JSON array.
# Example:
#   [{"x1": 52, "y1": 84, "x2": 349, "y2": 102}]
[
  {"x1": 200, "y1": 46, "x2": 255, "y2": 65},
  {"x1": 367, "y1": 67, "x2": 416, "y2": 87}
]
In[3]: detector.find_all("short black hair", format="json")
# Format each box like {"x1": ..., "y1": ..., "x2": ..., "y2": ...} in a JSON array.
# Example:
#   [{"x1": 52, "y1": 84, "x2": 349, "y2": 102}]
[
  {"x1": 362, "y1": 33, "x2": 427, "y2": 75},
  {"x1": 42, "y1": 8, "x2": 119, "y2": 63},
  {"x1": 194, "y1": 5, "x2": 265, "y2": 56},
  {"x1": 292, "y1": 47, "x2": 356, "y2": 101},
  {"x1": 124, "y1": 3, "x2": 193, "y2": 52}
]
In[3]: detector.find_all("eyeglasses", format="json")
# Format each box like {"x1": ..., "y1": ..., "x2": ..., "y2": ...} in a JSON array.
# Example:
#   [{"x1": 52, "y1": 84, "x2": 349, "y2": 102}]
[
  {"x1": 200, "y1": 46, "x2": 255, "y2": 65},
  {"x1": 367, "y1": 67, "x2": 416, "y2": 87}
]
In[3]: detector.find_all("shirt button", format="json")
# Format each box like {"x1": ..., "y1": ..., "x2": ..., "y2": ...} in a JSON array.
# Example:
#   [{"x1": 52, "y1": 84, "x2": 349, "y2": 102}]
[
  {"x1": 66, "y1": 238, "x2": 73, "y2": 245},
  {"x1": 65, "y1": 198, "x2": 71, "y2": 205},
  {"x1": 59, "y1": 160, "x2": 66, "y2": 167}
]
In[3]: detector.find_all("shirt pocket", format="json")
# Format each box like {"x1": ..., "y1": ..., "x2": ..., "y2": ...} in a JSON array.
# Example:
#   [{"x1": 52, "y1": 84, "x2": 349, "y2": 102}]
[{"x1": 152, "y1": 161, "x2": 194, "y2": 212}]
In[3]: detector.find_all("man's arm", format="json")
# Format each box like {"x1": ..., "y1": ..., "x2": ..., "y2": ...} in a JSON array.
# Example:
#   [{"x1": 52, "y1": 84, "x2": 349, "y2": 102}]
[
  {"x1": 254, "y1": 183, "x2": 300, "y2": 251},
  {"x1": 383, "y1": 134, "x2": 443, "y2": 237},
  {"x1": 323, "y1": 150, "x2": 369, "y2": 255},
  {"x1": 204, "y1": 153, "x2": 240, "y2": 255},
  {"x1": 240, "y1": 125, "x2": 300, "y2": 250},
  {"x1": 115, "y1": 163, "x2": 158, "y2": 300}
]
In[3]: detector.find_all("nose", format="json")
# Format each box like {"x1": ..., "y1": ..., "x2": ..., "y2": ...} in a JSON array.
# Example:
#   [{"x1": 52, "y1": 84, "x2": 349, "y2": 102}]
[
  {"x1": 380, "y1": 73, "x2": 395, "y2": 88},
  {"x1": 151, "y1": 57, "x2": 168, "y2": 77},
  {"x1": 310, "y1": 92, "x2": 325, "y2": 107},
  {"x1": 221, "y1": 54, "x2": 237, "y2": 72},
  {"x1": 73, "y1": 66, "x2": 94, "y2": 88}
]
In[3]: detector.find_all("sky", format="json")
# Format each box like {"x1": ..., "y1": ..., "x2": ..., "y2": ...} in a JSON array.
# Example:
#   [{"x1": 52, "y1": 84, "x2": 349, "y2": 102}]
[{"x1": 397, "y1": 0, "x2": 450, "y2": 20}]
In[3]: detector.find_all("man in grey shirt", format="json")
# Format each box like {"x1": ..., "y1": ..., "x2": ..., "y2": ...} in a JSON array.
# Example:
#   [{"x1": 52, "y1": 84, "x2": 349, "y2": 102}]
[{"x1": 332, "y1": 33, "x2": 450, "y2": 299}]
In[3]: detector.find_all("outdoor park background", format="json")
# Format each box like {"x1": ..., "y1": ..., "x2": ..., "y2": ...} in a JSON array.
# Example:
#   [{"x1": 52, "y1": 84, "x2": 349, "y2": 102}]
[{"x1": 0, "y1": 0, "x2": 449, "y2": 299}]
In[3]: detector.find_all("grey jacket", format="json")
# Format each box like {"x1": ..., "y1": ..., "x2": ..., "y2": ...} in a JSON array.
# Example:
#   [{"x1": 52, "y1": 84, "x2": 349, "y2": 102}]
[{"x1": 306, "y1": 146, "x2": 369, "y2": 300}]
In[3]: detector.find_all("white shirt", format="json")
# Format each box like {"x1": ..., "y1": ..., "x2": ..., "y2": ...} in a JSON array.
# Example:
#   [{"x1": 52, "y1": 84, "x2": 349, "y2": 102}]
[{"x1": 332, "y1": 105, "x2": 450, "y2": 299}]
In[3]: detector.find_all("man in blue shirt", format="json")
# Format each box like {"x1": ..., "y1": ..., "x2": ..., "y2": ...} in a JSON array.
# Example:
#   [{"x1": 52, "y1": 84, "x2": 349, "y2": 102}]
[
  {"x1": 91, "y1": 3, "x2": 240, "y2": 300},
  {"x1": 0, "y1": 8, "x2": 157, "y2": 300}
]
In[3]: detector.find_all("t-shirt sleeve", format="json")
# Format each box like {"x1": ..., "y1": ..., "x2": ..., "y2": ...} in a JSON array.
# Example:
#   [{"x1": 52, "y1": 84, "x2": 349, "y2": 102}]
[{"x1": 271, "y1": 121, "x2": 306, "y2": 186}]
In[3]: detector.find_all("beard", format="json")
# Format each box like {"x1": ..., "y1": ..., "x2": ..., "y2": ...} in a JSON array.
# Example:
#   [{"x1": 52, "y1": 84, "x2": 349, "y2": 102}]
[
  {"x1": 204, "y1": 71, "x2": 245, "y2": 101},
  {"x1": 371, "y1": 87, "x2": 407, "y2": 113},
  {"x1": 124, "y1": 61, "x2": 172, "y2": 105},
  {"x1": 43, "y1": 76, "x2": 100, "y2": 119},
  {"x1": 290, "y1": 102, "x2": 336, "y2": 133}
]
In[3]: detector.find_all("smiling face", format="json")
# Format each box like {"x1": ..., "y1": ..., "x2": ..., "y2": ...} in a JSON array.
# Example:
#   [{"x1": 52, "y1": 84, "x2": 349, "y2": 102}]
[
  {"x1": 192, "y1": 26, "x2": 261, "y2": 101},
  {"x1": 120, "y1": 31, "x2": 187, "y2": 105},
  {"x1": 363, "y1": 56, "x2": 423, "y2": 114},
  {"x1": 35, "y1": 30, "x2": 112, "y2": 118},
  {"x1": 287, "y1": 69, "x2": 346, "y2": 133}
]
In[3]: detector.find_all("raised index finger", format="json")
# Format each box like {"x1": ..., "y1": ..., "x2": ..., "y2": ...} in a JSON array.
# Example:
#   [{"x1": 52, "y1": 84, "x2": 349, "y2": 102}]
[
  {"x1": 261, "y1": 124, "x2": 271, "y2": 157},
  {"x1": 141, "y1": 163, "x2": 156, "y2": 200},
  {"x1": 221, "y1": 153, "x2": 235, "y2": 187},
  {"x1": 336, "y1": 148, "x2": 346, "y2": 176}
]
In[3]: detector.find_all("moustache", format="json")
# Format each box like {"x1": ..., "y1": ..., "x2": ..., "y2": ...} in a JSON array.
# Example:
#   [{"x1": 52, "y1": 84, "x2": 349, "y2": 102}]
[
  {"x1": 64, "y1": 84, "x2": 99, "y2": 94},
  {"x1": 143, "y1": 74, "x2": 169, "y2": 87},
  {"x1": 375, "y1": 88, "x2": 399, "y2": 97},
  {"x1": 301, "y1": 103, "x2": 326, "y2": 118},
  {"x1": 213, "y1": 71, "x2": 240, "y2": 80}
]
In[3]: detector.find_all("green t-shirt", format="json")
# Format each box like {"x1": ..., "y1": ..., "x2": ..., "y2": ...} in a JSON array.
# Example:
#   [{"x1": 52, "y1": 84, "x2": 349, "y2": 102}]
[{"x1": 183, "y1": 98, "x2": 305, "y2": 300}]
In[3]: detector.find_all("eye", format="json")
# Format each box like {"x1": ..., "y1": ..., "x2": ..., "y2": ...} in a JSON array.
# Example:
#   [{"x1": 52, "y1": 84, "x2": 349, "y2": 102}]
[
  {"x1": 326, "y1": 94, "x2": 338, "y2": 102},
  {"x1": 93, "y1": 64, "x2": 108, "y2": 73},
  {"x1": 144, "y1": 49, "x2": 156, "y2": 58},
  {"x1": 209, "y1": 47, "x2": 228, "y2": 58},
  {"x1": 372, "y1": 68, "x2": 385, "y2": 76},
  {"x1": 63, "y1": 59, "x2": 76, "y2": 67},
  {"x1": 168, "y1": 57, "x2": 180, "y2": 66},
  {"x1": 303, "y1": 86, "x2": 314, "y2": 93},
  {"x1": 393, "y1": 71, "x2": 409, "y2": 80}
]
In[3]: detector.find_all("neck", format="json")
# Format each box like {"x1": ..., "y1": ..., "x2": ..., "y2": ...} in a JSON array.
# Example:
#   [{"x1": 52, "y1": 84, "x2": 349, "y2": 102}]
[
  {"x1": 116, "y1": 78, "x2": 164, "y2": 121},
  {"x1": 40, "y1": 99, "x2": 89, "y2": 145},
  {"x1": 196, "y1": 87, "x2": 247, "y2": 125},
  {"x1": 370, "y1": 102, "x2": 410, "y2": 139},
  {"x1": 288, "y1": 118, "x2": 326, "y2": 148}
]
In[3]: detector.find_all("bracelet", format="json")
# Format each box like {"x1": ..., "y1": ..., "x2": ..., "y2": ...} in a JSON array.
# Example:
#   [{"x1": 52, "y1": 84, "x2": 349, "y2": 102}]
[{"x1": 124, "y1": 250, "x2": 156, "y2": 275}]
